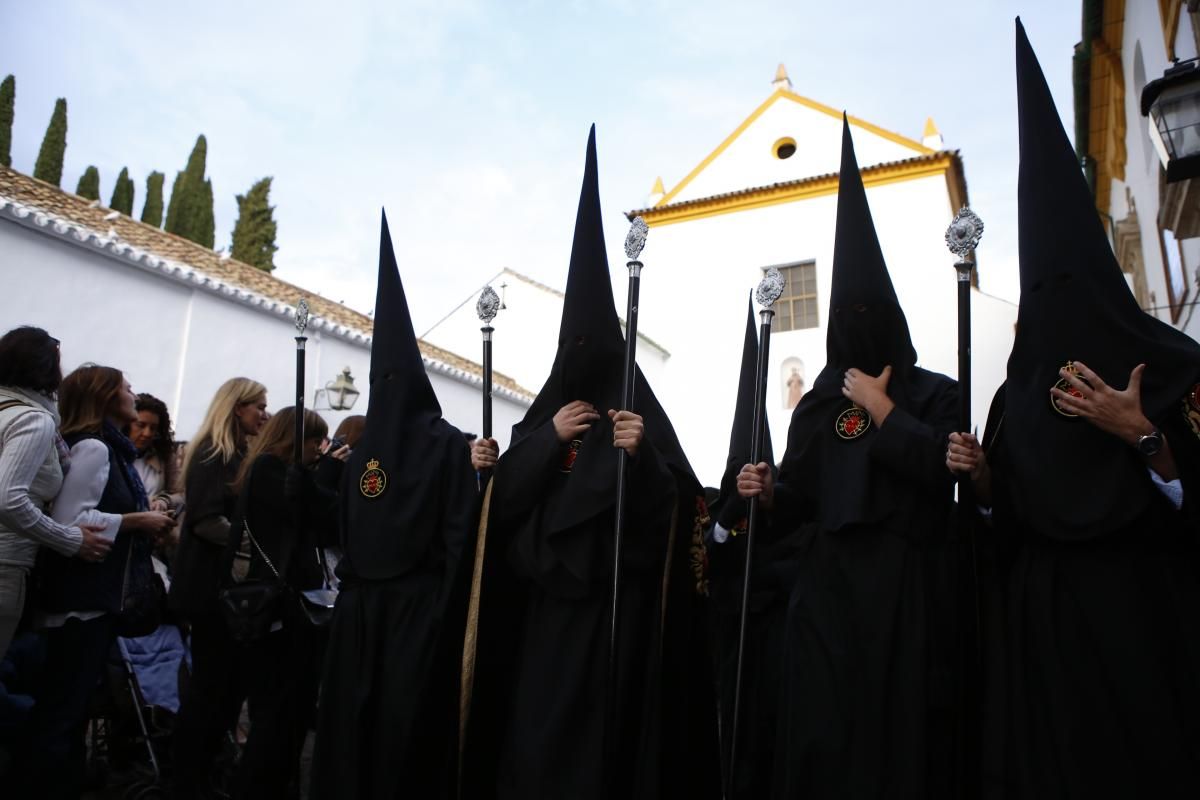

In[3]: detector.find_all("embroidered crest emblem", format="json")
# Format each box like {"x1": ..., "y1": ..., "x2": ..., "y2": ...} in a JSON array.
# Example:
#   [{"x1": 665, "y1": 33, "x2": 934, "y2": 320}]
[
  {"x1": 560, "y1": 439, "x2": 582, "y2": 473},
  {"x1": 359, "y1": 458, "x2": 387, "y2": 498},
  {"x1": 1183, "y1": 382, "x2": 1200, "y2": 440},
  {"x1": 835, "y1": 406, "x2": 872, "y2": 440},
  {"x1": 1051, "y1": 361, "x2": 1090, "y2": 417}
]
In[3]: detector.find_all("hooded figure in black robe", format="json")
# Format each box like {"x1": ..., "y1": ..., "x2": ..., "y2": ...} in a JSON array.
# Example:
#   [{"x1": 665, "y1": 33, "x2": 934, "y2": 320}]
[
  {"x1": 744, "y1": 117, "x2": 959, "y2": 799},
  {"x1": 707, "y1": 295, "x2": 793, "y2": 798},
  {"x1": 310, "y1": 212, "x2": 479, "y2": 799},
  {"x1": 965, "y1": 21, "x2": 1200, "y2": 797},
  {"x1": 460, "y1": 126, "x2": 718, "y2": 800}
]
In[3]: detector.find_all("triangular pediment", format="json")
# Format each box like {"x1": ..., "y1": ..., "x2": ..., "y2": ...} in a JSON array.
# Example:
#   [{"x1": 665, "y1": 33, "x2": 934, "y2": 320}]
[{"x1": 659, "y1": 89, "x2": 934, "y2": 207}]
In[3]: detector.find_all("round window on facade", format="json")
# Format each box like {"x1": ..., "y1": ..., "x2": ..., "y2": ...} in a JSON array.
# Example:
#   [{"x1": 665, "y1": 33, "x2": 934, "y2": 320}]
[{"x1": 774, "y1": 137, "x2": 797, "y2": 160}]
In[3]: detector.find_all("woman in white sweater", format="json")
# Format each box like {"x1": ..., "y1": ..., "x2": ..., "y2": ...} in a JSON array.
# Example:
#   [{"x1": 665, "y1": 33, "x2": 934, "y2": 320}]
[{"x1": 0, "y1": 327, "x2": 110, "y2": 661}]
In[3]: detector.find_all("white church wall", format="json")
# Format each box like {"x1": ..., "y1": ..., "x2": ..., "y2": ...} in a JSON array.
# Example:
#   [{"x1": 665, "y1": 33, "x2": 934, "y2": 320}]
[{"x1": 0, "y1": 219, "x2": 527, "y2": 448}]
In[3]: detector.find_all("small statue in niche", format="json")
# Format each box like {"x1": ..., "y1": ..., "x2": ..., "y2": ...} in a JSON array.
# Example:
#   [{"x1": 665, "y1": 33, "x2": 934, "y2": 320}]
[{"x1": 786, "y1": 367, "x2": 805, "y2": 409}]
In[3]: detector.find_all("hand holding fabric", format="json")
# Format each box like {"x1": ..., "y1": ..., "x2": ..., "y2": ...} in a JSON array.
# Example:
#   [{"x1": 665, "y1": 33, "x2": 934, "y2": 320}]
[
  {"x1": 553, "y1": 401, "x2": 600, "y2": 442},
  {"x1": 1050, "y1": 362, "x2": 1153, "y2": 444},
  {"x1": 843, "y1": 365, "x2": 896, "y2": 425},
  {"x1": 608, "y1": 409, "x2": 643, "y2": 457},
  {"x1": 471, "y1": 437, "x2": 499, "y2": 470},
  {"x1": 75, "y1": 524, "x2": 112, "y2": 562}
]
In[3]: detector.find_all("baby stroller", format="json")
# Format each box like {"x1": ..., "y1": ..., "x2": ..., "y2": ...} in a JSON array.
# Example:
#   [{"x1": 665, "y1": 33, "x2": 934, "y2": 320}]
[{"x1": 86, "y1": 623, "x2": 190, "y2": 799}]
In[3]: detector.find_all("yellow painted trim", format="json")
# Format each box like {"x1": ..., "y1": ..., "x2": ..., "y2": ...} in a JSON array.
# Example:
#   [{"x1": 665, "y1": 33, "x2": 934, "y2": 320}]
[
  {"x1": 656, "y1": 89, "x2": 935, "y2": 208},
  {"x1": 642, "y1": 154, "x2": 954, "y2": 228},
  {"x1": 923, "y1": 117, "x2": 939, "y2": 137}
]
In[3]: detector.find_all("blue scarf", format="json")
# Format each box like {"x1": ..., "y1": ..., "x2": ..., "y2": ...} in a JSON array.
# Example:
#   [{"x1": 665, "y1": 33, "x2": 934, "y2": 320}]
[{"x1": 103, "y1": 420, "x2": 149, "y2": 511}]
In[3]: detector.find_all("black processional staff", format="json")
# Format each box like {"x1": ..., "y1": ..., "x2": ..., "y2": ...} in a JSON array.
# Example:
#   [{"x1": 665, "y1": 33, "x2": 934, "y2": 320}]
[
  {"x1": 476, "y1": 285, "x2": 500, "y2": 485},
  {"x1": 294, "y1": 298, "x2": 311, "y2": 464},
  {"x1": 604, "y1": 216, "x2": 649, "y2": 780},
  {"x1": 726, "y1": 268, "x2": 784, "y2": 799},
  {"x1": 945, "y1": 206, "x2": 984, "y2": 798}
]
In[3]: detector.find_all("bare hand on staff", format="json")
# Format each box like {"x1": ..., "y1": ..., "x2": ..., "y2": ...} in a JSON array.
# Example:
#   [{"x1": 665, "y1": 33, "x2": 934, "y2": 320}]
[
  {"x1": 608, "y1": 410, "x2": 644, "y2": 457},
  {"x1": 946, "y1": 432, "x2": 987, "y2": 480},
  {"x1": 554, "y1": 401, "x2": 601, "y2": 442},
  {"x1": 75, "y1": 525, "x2": 112, "y2": 562},
  {"x1": 736, "y1": 462, "x2": 774, "y2": 510},
  {"x1": 471, "y1": 437, "x2": 499, "y2": 470},
  {"x1": 842, "y1": 365, "x2": 895, "y2": 425}
]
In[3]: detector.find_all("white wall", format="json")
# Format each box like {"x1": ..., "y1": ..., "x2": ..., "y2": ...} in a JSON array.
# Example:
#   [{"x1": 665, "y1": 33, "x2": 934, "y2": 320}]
[
  {"x1": 0, "y1": 219, "x2": 526, "y2": 448},
  {"x1": 422, "y1": 269, "x2": 672, "y2": 434}
]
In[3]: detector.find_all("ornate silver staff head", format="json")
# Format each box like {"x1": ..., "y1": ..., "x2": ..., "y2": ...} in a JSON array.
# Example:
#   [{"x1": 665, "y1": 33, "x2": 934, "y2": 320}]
[
  {"x1": 756, "y1": 268, "x2": 785, "y2": 310},
  {"x1": 295, "y1": 298, "x2": 311, "y2": 335},
  {"x1": 625, "y1": 216, "x2": 649, "y2": 262},
  {"x1": 945, "y1": 207, "x2": 984, "y2": 260},
  {"x1": 477, "y1": 285, "x2": 500, "y2": 324}
]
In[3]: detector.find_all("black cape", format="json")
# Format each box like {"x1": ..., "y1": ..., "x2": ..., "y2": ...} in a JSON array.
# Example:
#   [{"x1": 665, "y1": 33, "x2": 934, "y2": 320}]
[
  {"x1": 311, "y1": 212, "x2": 479, "y2": 800},
  {"x1": 460, "y1": 126, "x2": 718, "y2": 800},
  {"x1": 771, "y1": 118, "x2": 958, "y2": 799},
  {"x1": 977, "y1": 21, "x2": 1200, "y2": 797}
]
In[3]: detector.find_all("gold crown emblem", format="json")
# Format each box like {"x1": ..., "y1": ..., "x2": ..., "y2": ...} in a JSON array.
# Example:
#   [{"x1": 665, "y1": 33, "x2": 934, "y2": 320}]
[{"x1": 365, "y1": 458, "x2": 380, "y2": 471}]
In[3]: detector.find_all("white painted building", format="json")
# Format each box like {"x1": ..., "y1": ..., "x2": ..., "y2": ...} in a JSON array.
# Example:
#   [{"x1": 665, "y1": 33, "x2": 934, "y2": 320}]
[
  {"x1": 0, "y1": 166, "x2": 533, "y2": 448},
  {"x1": 1077, "y1": 1, "x2": 1200, "y2": 338},
  {"x1": 624, "y1": 68, "x2": 1017, "y2": 484},
  {"x1": 422, "y1": 267, "x2": 671, "y2": 401}
]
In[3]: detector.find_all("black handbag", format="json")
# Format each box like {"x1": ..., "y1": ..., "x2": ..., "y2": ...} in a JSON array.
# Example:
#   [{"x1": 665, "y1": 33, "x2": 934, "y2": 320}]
[{"x1": 218, "y1": 518, "x2": 286, "y2": 643}]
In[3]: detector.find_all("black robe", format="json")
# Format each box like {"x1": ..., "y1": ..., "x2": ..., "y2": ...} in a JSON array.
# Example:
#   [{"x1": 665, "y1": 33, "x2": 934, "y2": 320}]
[
  {"x1": 981, "y1": 383, "x2": 1200, "y2": 797},
  {"x1": 771, "y1": 368, "x2": 959, "y2": 799},
  {"x1": 463, "y1": 414, "x2": 713, "y2": 800}
]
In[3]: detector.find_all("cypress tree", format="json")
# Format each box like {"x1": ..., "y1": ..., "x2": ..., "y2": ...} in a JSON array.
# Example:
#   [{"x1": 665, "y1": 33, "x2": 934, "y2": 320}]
[
  {"x1": 110, "y1": 167, "x2": 134, "y2": 214},
  {"x1": 33, "y1": 98, "x2": 67, "y2": 186},
  {"x1": 195, "y1": 178, "x2": 215, "y2": 249},
  {"x1": 0, "y1": 75, "x2": 14, "y2": 168},
  {"x1": 141, "y1": 171, "x2": 165, "y2": 226},
  {"x1": 75, "y1": 165, "x2": 100, "y2": 200},
  {"x1": 165, "y1": 135, "x2": 214, "y2": 247},
  {"x1": 164, "y1": 170, "x2": 184, "y2": 232},
  {"x1": 230, "y1": 177, "x2": 278, "y2": 272}
]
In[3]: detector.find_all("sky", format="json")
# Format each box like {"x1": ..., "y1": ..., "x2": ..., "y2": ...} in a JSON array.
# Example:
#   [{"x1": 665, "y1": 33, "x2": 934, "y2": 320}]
[{"x1": 1, "y1": 1, "x2": 1082, "y2": 334}]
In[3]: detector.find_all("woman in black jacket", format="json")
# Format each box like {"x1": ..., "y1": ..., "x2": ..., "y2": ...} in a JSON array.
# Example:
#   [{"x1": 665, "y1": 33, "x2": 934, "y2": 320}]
[
  {"x1": 23, "y1": 365, "x2": 174, "y2": 799},
  {"x1": 169, "y1": 377, "x2": 268, "y2": 799},
  {"x1": 227, "y1": 406, "x2": 342, "y2": 799}
]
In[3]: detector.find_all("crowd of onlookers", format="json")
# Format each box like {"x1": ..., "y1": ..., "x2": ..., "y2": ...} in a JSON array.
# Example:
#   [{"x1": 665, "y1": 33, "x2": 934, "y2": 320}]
[{"x1": 0, "y1": 324, "x2": 365, "y2": 799}]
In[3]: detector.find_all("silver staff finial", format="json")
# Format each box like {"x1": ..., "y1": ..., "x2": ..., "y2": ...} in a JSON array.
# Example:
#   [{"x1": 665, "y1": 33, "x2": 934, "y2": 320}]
[
  {"x1": 756, "y1": 268, "x2": 785, "y2": 309},
  {"x1": 295, "y1": 298, "x2": 311, "y2": 335},
  {"x1": 625, "y1": 217, "x2": 649, "y2": 261},
  {"x1": 945, "y1": 207, "x2": 984, "y2": 259},
  {"x1": 477, "y1": 285, "x2": 500, "y2": 324}
]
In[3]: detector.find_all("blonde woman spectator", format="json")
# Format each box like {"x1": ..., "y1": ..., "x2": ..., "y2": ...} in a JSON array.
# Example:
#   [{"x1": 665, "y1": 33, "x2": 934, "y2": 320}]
[
  {"x1": 168, "y1": 377, "x2": 268, "y2": 800},
  {"x1": 0, "y1": 327, "x2": 109, "y2": 661}
]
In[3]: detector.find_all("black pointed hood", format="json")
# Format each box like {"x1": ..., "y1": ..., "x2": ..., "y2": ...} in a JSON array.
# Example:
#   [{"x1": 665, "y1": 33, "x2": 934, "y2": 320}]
[
  {"x1": 509, "y1": 126, "x2": 697, "y2": 536},
  {"x1": 775, "y1": 118, "x2": 951, "y2": 534},
  {"x1": 340, "y1": 210, "x2": 473, "y2": 579},
  {"x1": 711, "y1": 295, "x2": 774, "y2": 530},
  {"x1": 1005, "y1": 19, "x2": 1200, "y2": 539},
  {"x1": 826, "y1": 114, "x2": 917, "y2": 375}
]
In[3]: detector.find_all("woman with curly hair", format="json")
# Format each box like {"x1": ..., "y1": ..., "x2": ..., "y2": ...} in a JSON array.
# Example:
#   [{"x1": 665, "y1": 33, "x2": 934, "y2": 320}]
[{"x1": 127, "y1": 393, "x2": 183, "y2": 514}]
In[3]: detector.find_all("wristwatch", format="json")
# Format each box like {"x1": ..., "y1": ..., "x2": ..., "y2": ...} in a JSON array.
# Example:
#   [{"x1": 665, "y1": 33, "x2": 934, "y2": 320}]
[{"x1": 1135, "y1": 429, "x2": 1164, "y2": 456}]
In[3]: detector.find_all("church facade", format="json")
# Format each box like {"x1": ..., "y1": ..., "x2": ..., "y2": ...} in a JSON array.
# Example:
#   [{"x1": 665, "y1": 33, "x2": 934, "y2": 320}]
[{"x1": 627, "y1": 68, "x2": 1017, "y2": 483}]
